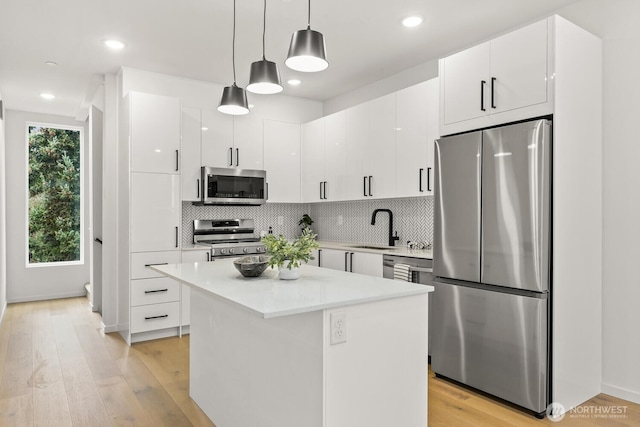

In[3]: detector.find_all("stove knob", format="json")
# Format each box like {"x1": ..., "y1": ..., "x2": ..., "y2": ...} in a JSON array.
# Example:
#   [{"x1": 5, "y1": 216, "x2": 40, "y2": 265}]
[
  {"x1": 243, "y1": 247, "x2": 250, "y2": 254},
  {"x1": 220, "y1": 248, "x2": 227, "y2": 255},
  {"x1": 257, "y1": 247, "x2": 265, "y2": 253},
  {"x1": 228, "y1": 248, "x2": 235, "y2": 254}
]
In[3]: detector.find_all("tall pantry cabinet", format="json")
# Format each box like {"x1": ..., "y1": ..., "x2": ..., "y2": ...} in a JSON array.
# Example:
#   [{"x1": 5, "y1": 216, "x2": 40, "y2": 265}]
[{"x1": 117, "y1": 91, "x2": 185, "y2": 344}]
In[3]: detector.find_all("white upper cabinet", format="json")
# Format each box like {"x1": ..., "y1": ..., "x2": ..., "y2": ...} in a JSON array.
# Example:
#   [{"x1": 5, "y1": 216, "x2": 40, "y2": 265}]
[
  {"x1": 323, "y1": 111, "x2": 347, "y2": 201},
  {"x1": 130, "y1": 172, "x2": 181, "y2": 253},
  {"x1": 200, "y1": 110, "x2": 263, "y2": 170},
  {"x1": 301, "y1": 118, "x2": 326, "y2": 202},
  {"x1": 129, "y1": 92, "x2": 181, "y2": 174},
  {"x1": 395, "y1": 80, "x2": 439, "y2": 198},
  {"x1": 201, "y1": 109, "x2": 234, "y2": 168},
  {"x1": 344, "y1": 103, "x2": 370, "y2": 200},
  {"x1": 233, "y1": 114, "x2": 264, "y2": 170},
  {"x1": 264, "y1": 120, "x2": 301, "y2": 203},
  {"x1": 181, "y1": 107, "x2": 202, "y2": 202},
  {"x1": 440, "y1": 19, "x2": 550, "y2": 135},
  {"x1": 367, "y1": 94, "x2": 396, "y2": 199}
]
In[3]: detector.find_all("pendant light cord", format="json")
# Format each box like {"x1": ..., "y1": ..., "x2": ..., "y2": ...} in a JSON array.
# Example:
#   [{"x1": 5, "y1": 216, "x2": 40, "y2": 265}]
[
  {"x1": 307, "y1": 0, "x2": 311, "y2": 29},
  {"x1": 232, "y1": 0, "x2": 237, "y2": 84},
  {"x1": 262, "y1": 0, "x2": 266, "y2": 60}
]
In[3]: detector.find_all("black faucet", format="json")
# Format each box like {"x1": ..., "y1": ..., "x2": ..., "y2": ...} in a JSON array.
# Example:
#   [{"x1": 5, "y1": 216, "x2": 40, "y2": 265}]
[{"x1": 371, "y1": 209, "x2": 400, "y2": 246}]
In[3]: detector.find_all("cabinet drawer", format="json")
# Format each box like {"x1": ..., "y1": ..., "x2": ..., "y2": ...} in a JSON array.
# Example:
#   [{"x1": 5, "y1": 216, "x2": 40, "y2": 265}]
[
  {"x1": 131, "y1": 251, "x2": 180, "y2": 279},
  {"x1": 131, "y1": 277, "x2": 180, "y2": 306},
  {"x1": 131, "y1": 301, "x2": 180, "y2": 334}
]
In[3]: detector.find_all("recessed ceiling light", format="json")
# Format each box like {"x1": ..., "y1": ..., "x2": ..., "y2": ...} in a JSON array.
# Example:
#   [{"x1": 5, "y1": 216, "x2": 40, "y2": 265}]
[
  {"x1": 40, "y1": 93, "x2": 55, "y2": 100},
  {"x1": 402, "y1": 16, "x2": 423, "y2": 27},
  {"x1": 288, "y1": 79, "x2": 301, "y2": 86},
  {"x1": 201, "y1": 127, "x2": 209, "y2": 131},
  {"x1": 248, "y1": 104, "x2": 255, "y2": 109},
  {"x1": 45, "y1": 61, "x2": 57, "y2": 66},
  {"x1": 104, "y1": 39, "x2": 125, "y2": 49}
]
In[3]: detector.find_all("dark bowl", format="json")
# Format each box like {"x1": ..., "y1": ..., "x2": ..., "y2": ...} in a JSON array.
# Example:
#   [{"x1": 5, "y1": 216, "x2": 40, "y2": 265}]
[{"x1": 233, "y1": 255, "x2": 271, "y2": 277}]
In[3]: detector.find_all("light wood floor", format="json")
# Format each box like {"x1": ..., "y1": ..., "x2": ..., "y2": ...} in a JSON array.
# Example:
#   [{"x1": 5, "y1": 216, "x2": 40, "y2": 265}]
[{"x1": 0, "y1": 297, "x2": 638, "y2": 426}]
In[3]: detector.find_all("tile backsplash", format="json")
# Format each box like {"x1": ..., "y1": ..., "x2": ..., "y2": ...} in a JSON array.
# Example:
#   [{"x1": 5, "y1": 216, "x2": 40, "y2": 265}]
[
  {"x1": 182, "y1": 202, "x2": 308, "y2": 245},
  {"x1": 182, "y1": 197, "x2": 433, "y2": 248},
  {"x1": 310, "y1": 197, "x2": 433, "y2": 247}
]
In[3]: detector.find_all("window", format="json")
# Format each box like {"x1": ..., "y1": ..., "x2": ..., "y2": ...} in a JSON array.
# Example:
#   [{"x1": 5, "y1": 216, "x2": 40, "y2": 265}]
[{"x1": 27, "y1": 124, "x2": 83, "y2": 265}]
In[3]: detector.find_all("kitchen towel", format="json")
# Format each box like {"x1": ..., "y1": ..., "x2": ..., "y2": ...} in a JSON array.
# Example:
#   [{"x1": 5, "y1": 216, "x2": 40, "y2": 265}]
[{"x1": 393, "y1": 263, "x2": 412, "y2": 282}]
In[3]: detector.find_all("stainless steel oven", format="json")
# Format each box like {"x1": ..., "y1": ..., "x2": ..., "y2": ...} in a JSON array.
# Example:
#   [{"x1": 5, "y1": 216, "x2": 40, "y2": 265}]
[
  {"x1": 201, "y1": 167, "x2": 266, "y2": 205},
  {"x1": 193, "y1": 219, "x2": 266, "y2": 259}
]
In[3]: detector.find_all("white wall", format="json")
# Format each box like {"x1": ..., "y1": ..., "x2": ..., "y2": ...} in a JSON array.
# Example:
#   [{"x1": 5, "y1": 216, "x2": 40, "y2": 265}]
[
  {"x1": 323, "y1": 60, "x2": 438, "y2": 115},
  {"x1": 4, "y1": 110, "x2": 90, "y2": 302},
  {"x1": 0, "y1": 91, "x2": 7, "y2": 320}
]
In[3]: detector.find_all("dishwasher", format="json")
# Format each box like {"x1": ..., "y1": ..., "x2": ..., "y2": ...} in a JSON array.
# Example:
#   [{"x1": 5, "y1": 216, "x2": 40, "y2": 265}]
[{"x1": 383, "y1": 255, "x2": 435, "y2": 357}]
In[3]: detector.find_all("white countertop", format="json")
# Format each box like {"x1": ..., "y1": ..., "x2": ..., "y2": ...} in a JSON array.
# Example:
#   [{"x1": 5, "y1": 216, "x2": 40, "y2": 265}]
[
  {"x1": 317, "y1": 241, "x2": 433, "y2": 259},
  {"x1": 151, "y1": 259, "x2": 432, "y2": 319}
]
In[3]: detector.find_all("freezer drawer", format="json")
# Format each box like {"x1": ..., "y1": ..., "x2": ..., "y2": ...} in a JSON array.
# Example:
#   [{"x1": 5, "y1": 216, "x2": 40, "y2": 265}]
[{"x1": 431, "y1": 281, "x2": 548, "y2": 414}]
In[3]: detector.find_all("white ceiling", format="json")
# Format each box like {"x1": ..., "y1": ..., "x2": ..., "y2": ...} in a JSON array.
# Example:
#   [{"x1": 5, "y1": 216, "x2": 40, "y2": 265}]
[{"x1": 0, "y1": 0, "x2": 585, "y2": 118}]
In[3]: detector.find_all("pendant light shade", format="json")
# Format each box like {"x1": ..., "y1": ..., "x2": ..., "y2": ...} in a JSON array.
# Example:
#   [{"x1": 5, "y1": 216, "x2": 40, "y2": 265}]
[
  {"x1": 219, "y1": 0, "x2": 250, "y2": 115},
  {"x1": 218, "y1": 83, "x2": 249, "y2": 115},
  {"x1": 285, "y1": 0, "x2": 328, "y2": 72},
  {"x1": 248, "y1": 0, "x2": 283, "y2": 94}
]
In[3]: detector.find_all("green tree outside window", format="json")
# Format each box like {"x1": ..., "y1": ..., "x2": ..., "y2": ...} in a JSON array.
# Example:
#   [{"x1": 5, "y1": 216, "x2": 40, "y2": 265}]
[{"x1": 28, "y1": 125, "x2": 82, "y2": 264}]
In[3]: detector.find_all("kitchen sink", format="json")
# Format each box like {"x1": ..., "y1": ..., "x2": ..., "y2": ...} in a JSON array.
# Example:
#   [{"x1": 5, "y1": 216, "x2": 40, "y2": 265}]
[{"x1": 347, "y1": 245, "x2": 398, "y2": 251}]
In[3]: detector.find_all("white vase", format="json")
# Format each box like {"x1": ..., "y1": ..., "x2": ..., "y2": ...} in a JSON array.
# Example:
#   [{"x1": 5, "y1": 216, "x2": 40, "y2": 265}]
[{"x1": 278, "y1": 260, "x2": 300, "y2": 280}]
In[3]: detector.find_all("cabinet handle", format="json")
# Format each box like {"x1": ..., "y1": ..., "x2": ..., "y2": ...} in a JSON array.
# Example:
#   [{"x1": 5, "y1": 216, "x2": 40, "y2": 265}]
[
  {"x1": 229, "y1": 147, "x2": 233, "y2": 166},
  {"x1": 427, "y1": 167, "x2": 432, "y2": 192},
  {"x1": 145, "y1": 314, "x2": 169, "y2": 320},
  {"x1": 350, "y1": 252, "x2": 354, "y2": 273},
  {"x1": 94, "y1": 238, "x2": 103, "y2": 245},
  {"x1": 344, "y1": 252, "x2": 349, "y2": 272},
  {"x1": 196, "y1": 179, "x2": 200, "y2": 199},
  {"x1": 363, "y1": 176, "x2": 367, "y2": 197},
  {"x1": 480, "y1": 80, "x2": 486, "y2": 111},
  {"x1": 318, "y1": 249, "x2": 322, "y2": 266},
  {"x1": 207, "y1": 252, "x2": 211, "y2": 262},
  {"x1": 323, "y1": 182, "x2": 328, "y2": 200},
  {"x1": 144, "y1": 262, "x2": 168, "y2": 267},
  {"x1": 175, "y1": 226, "x2": 179, "y2": 248},
  {"x1": 319, "y1": 182, "x2": 323, "y2": 200},
  {"x1": 266, "y1": 182, "x2": 269, "y2": 200},
  {"x1": 368, "y1": 176, "x2": 373, "y2": 196},
  {"x1": 419, "y1": 168, "x2": 424, "y2": 192},
  {"x1": 236, "y1": 148, "x2": 239, "y2": 167},
  {"x1": 144, "y1": 288, "x2": 169, "y2": 294},
  {"x1": 175, "y1": 150, "x2": 179, "y2": 172},
  {"x1": 491, "y1": 77, "x2": 496, "y2": 109}
]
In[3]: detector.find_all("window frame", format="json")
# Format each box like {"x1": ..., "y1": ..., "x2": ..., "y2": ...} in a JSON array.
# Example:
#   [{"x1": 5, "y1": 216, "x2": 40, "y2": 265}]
[{"x1": 25, "y1": 122, "x2": 85, "y2": 268}]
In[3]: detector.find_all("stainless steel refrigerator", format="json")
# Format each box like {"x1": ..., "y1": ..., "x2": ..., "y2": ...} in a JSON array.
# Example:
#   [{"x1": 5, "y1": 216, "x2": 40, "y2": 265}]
[{"x1": 432, "y1": 119, "x2": 551, "y2": 416}]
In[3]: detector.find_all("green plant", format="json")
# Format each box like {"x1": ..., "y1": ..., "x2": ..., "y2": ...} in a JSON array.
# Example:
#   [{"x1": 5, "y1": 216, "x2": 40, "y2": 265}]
[
  {"x1": 261, "y1": 228, "x2": 320, "y2": 269},
  {"x1": 298, "y1": 213, "x2": 314, "y2": 230}
]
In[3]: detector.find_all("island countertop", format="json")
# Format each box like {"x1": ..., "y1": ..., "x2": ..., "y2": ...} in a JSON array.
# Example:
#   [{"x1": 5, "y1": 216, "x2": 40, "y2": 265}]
[{"x1": 151, "y1": 259, "x2": 432, "y2": 319}]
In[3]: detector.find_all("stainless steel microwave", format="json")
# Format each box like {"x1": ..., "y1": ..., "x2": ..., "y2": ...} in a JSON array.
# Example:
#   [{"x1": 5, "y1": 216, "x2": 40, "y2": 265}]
[{"x1": 200, "y1": 167, "x2": 267, "y2": 205}]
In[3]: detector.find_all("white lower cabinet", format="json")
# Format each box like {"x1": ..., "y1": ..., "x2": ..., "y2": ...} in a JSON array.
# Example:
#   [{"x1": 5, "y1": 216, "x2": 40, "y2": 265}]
[
  {"x1": 131, "y1": 277, "x2": 180, "y2": 306},
  {"x1": 317, "y1": 248, "x2": 383, "y2": 278},
  {"x1": 130, "y1": 302, "x2": 181, "y2": 334},
  {"x1": 350, "y1": 252, "x2": 384, "y2": 277}
]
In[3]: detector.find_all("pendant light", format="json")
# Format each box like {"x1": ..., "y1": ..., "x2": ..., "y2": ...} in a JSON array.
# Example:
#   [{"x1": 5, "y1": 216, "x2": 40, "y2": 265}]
[
  {"x1": 285, "y1": 0, "x2": 328, "y2": 72},
  {"x1": 218, "y1": 0, "x2": 249, "y2": 115},
  {"x1": 247, "y1": 0, "x2": 283, "y2": 94}
]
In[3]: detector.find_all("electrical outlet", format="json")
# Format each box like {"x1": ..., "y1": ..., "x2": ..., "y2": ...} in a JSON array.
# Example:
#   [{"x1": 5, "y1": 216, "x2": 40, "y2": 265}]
[
  {"x1": 278, "y1": 216, "x2": 284, "y2": 225},
  {"x1": 330, "y1": 311, "x2": 347, "y2": 345}
]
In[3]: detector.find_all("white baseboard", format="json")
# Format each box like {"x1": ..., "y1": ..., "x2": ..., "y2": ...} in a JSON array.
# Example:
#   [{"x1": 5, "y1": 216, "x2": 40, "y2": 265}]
[
  {"x1": 7, "y1": 290, "x2": 87, "y2": 304},
  {"x1": 101, "y1": 322, "x2": 123, "y2": 334},
  {"x1": 602, "y1": 383, "x2": 640, "y2": 405}
]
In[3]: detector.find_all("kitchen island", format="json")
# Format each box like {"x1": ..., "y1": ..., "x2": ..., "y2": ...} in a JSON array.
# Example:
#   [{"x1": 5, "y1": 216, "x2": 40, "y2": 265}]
[{"x1": 152, "y1": 259, "x2": 432, "y2": 427}]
